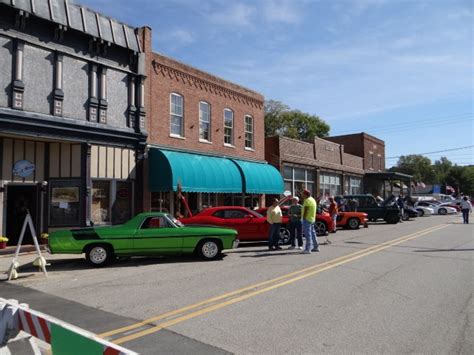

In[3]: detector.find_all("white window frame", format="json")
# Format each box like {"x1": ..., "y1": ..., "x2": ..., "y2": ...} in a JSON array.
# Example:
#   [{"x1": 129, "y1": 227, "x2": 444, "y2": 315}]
[
  {"x1": 199, "y1": 101, "x2": 211, "y2": 142},
  {"x1": 244, "y1": 115, "x2": 254, "y2": 150},
  {"x1": 224, "y1": 108, "x2": 234, "y2": 146},
  {"x1": 170, "y1": 93, "x2": 184, "y2": 137}
]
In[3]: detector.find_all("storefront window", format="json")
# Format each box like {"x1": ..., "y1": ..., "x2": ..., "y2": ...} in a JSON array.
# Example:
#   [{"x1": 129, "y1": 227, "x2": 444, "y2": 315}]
[
  {"x1": 283, "y1": 165, "x2": 315, "y2": 197},
  {"x1": 112, "y1": 181, "x2": 132, "y2": 224},
  {"x1": 92, "y1": 181, "x2": 110, "y2": 224},
  {"x1": 319, "y1": 172, "x2": 342, "y2": 197},
  {"x1": 49, "y1": 180, "x2": 82, "y2": 226}
]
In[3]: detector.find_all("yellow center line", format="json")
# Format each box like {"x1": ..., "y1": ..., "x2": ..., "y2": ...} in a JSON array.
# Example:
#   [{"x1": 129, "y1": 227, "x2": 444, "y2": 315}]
[{"x1": 100, "y1": 223, "x2": 449, "y2": 344}]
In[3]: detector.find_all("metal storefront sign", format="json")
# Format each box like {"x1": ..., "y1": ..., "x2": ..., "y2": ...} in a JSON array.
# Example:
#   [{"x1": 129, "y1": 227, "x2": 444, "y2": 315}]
[{"x1": 12, "y1": 160, "x2": 36, "y2": 178}]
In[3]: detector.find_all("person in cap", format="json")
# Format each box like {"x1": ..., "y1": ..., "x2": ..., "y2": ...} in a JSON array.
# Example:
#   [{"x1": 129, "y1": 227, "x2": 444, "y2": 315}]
[
  {"x1": 288, "y1": 196, "x2": 303, "y2": 250},
  {"x1": 301, "y1": 189, "x2": 319, "y2": 254},
  {"x1": 267, "y1": 198, "x2": 283, "y2": 250}
]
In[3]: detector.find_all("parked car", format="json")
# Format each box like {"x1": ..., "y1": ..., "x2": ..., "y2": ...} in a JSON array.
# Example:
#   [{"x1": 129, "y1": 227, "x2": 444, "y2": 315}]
[
  {"x1": 403, "y1": 205, "x2": 419, "y2": 220},
  {"x1": 414, "y1": 202, "x2": 457, "y2": 215},
  {"x1": 415, "y1": 205, "x2": 435, "y2": 217},
  {"x1": 342, "y1": 194, "x2": 400, "y2": 224},
  {"x1": 48, "y1": 213, "x2": 238, "y2": 266},
  {"x1": 336, "y1": 211, "x2": 369, "y2": 229},
  {"x1": 181, "y1": 206, "x2": 293, "y2": 244},
  {"x1": 256, "y1": 206, "x2": 334, "y2": 237}
]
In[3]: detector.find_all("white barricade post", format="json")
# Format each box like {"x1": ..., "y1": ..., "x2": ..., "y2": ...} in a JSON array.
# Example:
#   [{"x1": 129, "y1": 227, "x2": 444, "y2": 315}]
[
  {"x1": 7, "y1": 210, "x2": 48, "y2": 280},
  {"x1": 0, "y1": 298, "x2": 137, "y2": 355}
]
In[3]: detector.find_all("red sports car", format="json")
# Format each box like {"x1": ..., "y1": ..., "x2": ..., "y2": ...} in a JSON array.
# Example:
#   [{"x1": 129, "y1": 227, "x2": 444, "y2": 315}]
[{"x1": 180, "y1": 206, "x2": 292, "y2": 244}]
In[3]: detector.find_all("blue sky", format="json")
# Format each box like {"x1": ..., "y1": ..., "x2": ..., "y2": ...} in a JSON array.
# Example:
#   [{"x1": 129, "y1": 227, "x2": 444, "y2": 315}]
[{"x1": 79, "y1": 0, "x2": 473, "y2": 167}]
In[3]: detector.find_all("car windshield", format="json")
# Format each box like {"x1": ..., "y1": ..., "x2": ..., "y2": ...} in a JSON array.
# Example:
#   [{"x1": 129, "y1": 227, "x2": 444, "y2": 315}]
[{"x1": 166, "y1": 214, "x2": 184, "y2": 227}]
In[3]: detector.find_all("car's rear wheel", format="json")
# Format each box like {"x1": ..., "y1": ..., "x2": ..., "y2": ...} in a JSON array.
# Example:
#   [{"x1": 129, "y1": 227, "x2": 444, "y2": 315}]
[
  {"x1": 438, "y1": 208, "x2": 447, "y2": 215},
  {"x1": 315, "y1": 221, "x2": 327, "y2": 236},
  {"x1": 417, "y1": 209, "x2": 424, "y2": 217},
  {"x1": 278, "y1": 226, "x2": 291, "y2": 245},
  {"x1": 403, "y1": 212, "x2": 410, "y2": 221},
  {"x1": 347, "y1": 218, "x2": 360, "y2": 230},
  {"x1": 197, "y1": 239, "x2": 222, "y2": 260},
  {"x1": 86, "y1": 244, "x2": 114, "y2": 267}
]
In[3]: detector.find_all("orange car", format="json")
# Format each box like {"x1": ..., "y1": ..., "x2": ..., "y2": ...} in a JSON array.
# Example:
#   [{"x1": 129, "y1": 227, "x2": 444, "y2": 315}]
[{"x1": 335, "y1": 211, "x2": 369, "y2": 229}]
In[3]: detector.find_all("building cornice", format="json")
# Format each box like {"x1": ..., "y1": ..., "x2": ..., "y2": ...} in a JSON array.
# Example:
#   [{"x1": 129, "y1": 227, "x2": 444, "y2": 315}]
[{"x1": 151, "y1": 59, "x2": 264, "y2": 110}]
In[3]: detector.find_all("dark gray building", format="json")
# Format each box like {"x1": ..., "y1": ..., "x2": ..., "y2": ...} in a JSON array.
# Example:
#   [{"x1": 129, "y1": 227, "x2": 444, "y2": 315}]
[{"x1": 0, "y1": 0, "x2": 147, "y2": 245}]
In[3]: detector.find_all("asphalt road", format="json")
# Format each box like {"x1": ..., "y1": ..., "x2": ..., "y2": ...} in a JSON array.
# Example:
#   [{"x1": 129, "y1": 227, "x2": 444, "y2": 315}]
[{"x1": 1, "y1": 214, "x2": 472, "y2": 354}]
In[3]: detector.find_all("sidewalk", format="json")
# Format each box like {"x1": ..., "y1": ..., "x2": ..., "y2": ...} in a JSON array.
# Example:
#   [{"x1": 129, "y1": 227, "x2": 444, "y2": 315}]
[{"x1": 0, "y1": 244, "x2": 46, "y2": 256}]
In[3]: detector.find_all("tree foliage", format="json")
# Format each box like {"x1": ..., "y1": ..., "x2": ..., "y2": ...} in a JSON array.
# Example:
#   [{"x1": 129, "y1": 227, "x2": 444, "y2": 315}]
[
  {"x1": 264, "y1": 100, "x2": 330, "y2": 141},
  {"x1": 390, "y1": 155, "x2": 474, "y2": 195}
]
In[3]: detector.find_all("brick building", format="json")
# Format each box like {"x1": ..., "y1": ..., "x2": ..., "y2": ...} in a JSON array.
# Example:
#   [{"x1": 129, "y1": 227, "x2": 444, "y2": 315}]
[
  {"x1": 138, "y1": 28, "x2": 282, "y2": 215},
  {"x1": 265, "y1": 136, "x2": 365, "y2": 200},
  {"x1": 0, "y1": 0, "x2": 146, "y2": 245},
  {"x1": 325, "y1": 132, "x2": 385, "y2": 172}
]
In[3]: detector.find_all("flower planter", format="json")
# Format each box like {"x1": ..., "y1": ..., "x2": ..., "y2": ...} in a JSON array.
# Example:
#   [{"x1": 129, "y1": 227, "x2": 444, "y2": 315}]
[{"x1": 0, "y1": 241, "x2": 7, "y2": 249}]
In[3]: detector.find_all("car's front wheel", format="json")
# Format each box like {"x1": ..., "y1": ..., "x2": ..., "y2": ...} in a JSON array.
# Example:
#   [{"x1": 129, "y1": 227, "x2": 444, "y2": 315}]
[
  {"x1": 315, "y1": 221, "x2": 328, "y2": 236},
  {"x1": 438, "y1": 208, "x2": 447, "y2": 215},
  {"x1": 347, "y1": 218, "x2": 360, "y2": 230},
  {"x1": 197, "y1": 239, "x2": 222, "y2": 260},
  {"x1": 86, "y1": 244, "x2": 114, "y2": 267},
  {"x1": 385, "y1": 214, "x2": 399, "y2": 224},
  {"x1": 417, "y1": 209, "x2": 424, "y2": 217}
]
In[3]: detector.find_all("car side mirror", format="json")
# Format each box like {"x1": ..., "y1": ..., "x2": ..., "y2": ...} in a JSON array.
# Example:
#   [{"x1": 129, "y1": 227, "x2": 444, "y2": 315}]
[{"x1": 245, "y1": 214, "x2": 254, "y2": 218}]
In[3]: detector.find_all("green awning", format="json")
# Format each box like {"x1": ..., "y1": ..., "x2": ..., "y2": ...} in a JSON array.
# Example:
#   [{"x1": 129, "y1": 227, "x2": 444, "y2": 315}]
[
  {"x1": 149, "y1": 149, "x2": 243, "y2": 193},
  {"x1": 231, "y1": 159, "x2": 284, "y2": 194}
]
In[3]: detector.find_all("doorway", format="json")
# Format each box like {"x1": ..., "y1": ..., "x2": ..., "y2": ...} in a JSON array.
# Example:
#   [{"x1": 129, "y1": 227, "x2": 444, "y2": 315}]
[{"x1": 6, "y1": 184, "x2": 39, "y2": 246}]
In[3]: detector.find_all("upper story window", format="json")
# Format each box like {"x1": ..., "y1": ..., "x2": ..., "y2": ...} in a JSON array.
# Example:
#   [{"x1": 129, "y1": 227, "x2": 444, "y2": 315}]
[
  {"x1": 199, "y1": 101, "x2": 211, "y2": 141},
  {"x1": 170, "y1": 93, "x2": 184, "y2": 137},
  {"x1": 245, "y1": 115, "x2": 254, "y2": 149},
  {"x1": 224, "y1": 108, "x2": 234, "y2": 146}
]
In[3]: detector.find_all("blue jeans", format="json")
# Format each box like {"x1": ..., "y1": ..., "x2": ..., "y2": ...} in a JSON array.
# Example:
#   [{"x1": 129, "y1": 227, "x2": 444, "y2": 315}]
[
  {"x1": 462, "y1": 209, "x2": 470, "y2": 224},
  {"x1": 289, "y1": 221, "x2": 303, "y2": 247},
  {"x1": 303, "y1": 220, "x2": 318, "y2": 251},
  {"x1": 268, "y1": 223, "x2": 281, "y2": 247}
]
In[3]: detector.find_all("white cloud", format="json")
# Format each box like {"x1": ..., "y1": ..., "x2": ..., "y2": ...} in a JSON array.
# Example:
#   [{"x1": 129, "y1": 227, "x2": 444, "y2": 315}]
[
  {"x1": 262, "y1": 0, "x2": 302, "y2": 24},
  {"x1": 208, "y1": 3, "x2": 256, "y2": 27}
]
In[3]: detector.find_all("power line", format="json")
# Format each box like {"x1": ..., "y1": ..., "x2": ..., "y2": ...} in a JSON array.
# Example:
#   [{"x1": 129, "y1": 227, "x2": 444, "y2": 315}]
[
  {"x1": 386, "y1": 145, "x2": 474, "y2": 159},
  {"x1": 332, "y1": 112, "x2": 473, "y2": 135}
]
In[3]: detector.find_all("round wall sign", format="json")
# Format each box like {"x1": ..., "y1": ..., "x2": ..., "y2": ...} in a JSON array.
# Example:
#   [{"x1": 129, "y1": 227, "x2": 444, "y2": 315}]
[{"x1": 13, "y1": 160, "x2": 36, "y2": 178}]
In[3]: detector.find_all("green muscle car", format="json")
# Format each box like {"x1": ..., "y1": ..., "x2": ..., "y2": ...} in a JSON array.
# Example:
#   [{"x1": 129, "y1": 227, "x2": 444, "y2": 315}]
[{"x1": 48, "y1": 212, "x2": 239, "y2": 267}]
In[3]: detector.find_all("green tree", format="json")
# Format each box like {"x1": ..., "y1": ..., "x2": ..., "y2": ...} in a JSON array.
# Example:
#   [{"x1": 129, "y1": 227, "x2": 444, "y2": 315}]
[
  {"x1": 264, "y1": 100, "x2": 330, "y2": 140},
  {"x1": 433, "y1": 157, "x2": 453, "y2": 186},
  {"x1": 446, "y1": 165, "x2": 474, "y2": 195},
  {"x1": 389, "y1": 155, "x2": 436, "y2": 183}
]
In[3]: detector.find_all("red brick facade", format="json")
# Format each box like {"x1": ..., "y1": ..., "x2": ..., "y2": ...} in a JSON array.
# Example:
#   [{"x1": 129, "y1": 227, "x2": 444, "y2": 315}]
[
  {"x1": 326, "y1": 133, "x2": 385, "y2": 172},
  {"x1": 139, "y1": 28, "x2": 265, "y2": 161}
]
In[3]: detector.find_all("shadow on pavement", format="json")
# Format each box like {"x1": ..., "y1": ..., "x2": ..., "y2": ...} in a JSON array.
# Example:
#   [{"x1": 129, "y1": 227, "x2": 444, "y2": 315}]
[{"x1": 1, "y1": 254, "x2": 228, "y2": 274}]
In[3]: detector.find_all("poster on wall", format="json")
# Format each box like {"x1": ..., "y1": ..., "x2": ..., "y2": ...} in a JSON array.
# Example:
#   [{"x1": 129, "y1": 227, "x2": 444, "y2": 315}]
[{"x1": 51, "y1": 187, "x2": 79, "y2": 203}]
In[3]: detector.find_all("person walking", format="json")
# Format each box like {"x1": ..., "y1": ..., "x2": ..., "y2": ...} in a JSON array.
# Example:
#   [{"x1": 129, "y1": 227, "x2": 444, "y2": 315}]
[
  {"x1": 397, "y1": 194, "x2": 405, "y2": 223},
  {"x1": 328, "y1": 196, "x2": 338, "y2": 240},
  {"x1": 267, "y1": 198, "x2": 282, "y2": 250},
  {"x1": 288, "y1": 197, "x2": 303, "y2": 250},
  {"x1": 301, "y1": 189, "x2": 319, "y2": 254},
  {"x1": 460, "y1": 196, "x2": 472, "y2": 224}
]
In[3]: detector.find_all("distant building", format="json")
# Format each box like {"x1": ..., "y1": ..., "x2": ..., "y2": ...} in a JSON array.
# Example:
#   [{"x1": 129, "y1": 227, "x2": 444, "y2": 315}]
[
  {"x1": 265, "y1": 136, "x2": 365, "y2": 199},
  {"x1": 0, "y1": 0, "x2": 147, "y2": 244},
  {"x1": 325, "y1": 132, "x2": 385, "y2": 172}
]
